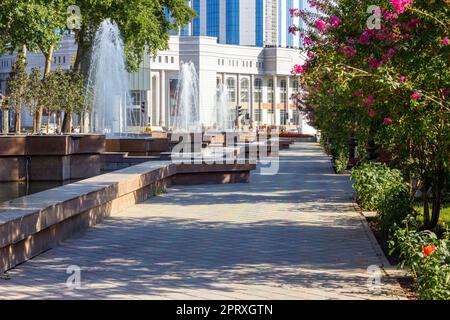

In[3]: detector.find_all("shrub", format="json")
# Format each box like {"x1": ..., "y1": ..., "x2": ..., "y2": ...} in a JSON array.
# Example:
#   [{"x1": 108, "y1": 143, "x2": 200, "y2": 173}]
[
  {"x1": 390, "y1": 216, "x2": 450, "y2": 300},
  {"x1": 378, "y1": 187, "x2": 412, "y2": 232},
  {"x1": 351, "y1": 162, "x2": 407, "y2": 211},
  {"x1": 334, "y1": 151, "x2": 349, "y2": 174}
]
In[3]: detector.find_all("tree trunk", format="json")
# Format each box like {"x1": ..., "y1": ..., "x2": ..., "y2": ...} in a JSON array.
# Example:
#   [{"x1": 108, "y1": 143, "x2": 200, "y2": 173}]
[
  {"x1": 56, "y1": 111, "x2": 61, "y2": 134},
  {"x1": 36, "y1": 45, "x2": 54, "y2": 133},
  {"x1": 14, "y1": 102, "x2": 21, "y2": 134},
  {"x1": 430, "y1": 167, "x2": 445, "y2": 229},
  {"x1": 422, "y1": 180, "x2": 431, "y2": 228},
  {"x1": 46, "y1": 113, "x2": 50, "y2": 134},
  {"x1": 73, "y1": 26, "x2": 86, "y2": 74},
  {"x1": 2, "y1": 107, "x2": 9, "y2": 134},
  {"x1": 62, "y1": 112, "x2": 72, "y2": 133}
]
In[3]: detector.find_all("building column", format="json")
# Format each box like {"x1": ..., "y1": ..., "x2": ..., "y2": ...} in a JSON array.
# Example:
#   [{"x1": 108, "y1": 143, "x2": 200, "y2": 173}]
[
  {"x1": 153, "y1": 74, "x2": 160, "y2": 126},
  {"x1": 272, "y1": 75, "x2": 277, "y2": 126},
  {"x1": 249, "y1": 74, "x2": 254, "y2": 129},
  {"x1": 286, "y1": 75, "x2": 290, "y2": 126},
  {"x1": 159, "y1": 70, "x2": 166, "y2": 127}
]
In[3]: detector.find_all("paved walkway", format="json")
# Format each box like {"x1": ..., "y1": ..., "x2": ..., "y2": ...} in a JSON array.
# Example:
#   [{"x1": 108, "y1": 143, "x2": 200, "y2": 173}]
[{"x1": 0, "y1": 143, "x2": 405, "y2": 299}]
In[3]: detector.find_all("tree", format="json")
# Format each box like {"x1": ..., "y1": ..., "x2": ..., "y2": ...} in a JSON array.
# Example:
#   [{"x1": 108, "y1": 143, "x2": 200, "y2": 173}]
[
  {"x1": 25, "y1": 68, "x2": 44, "y2": 133},
  {"x1": 0, "y1": 0, "x2": 68, "y2": 130},
  {"x1": 70, "y1": 0, "x2": 195, "y2": 73},
  {"x1": 7, "y1": 53, "x2": 28, "y2": 133},
  {"x1": 291, "y1": 0, "x2": 449, "y2": 229}
]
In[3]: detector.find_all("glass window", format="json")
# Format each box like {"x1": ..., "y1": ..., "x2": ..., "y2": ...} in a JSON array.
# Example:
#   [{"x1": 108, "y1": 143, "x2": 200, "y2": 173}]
[
  {"x1": 268, "y1": 79, "x2": 274, "y2": 103},
  {"x1": 227, "y1": 78, "x2": 236, "y2": 102},
  {"x1": 193, "y1": 0, "x2": 201, "y2": 36},
  {"x1": 280, "y1": 109, "x2": 287, "y2": 125},
  {"x1": 226, "y1": 0, "x2": 240, "y2": 45},
  {"x1": 254, "y1": 78, "x2": 262, "y2": 103},
  {"x1": 207, "y1": 0, "x2": 220, "y2": 38},
  {"x1": 171, "y1": 57, "x2": 175, "y2": 63},
  {"x1": 254, "y1": 109, "x2": 262, "y2": 122},
  {"x1": 280, "y1": 80, "x2": 287, "y2": 103},
  {"x1": 240, "y1": 78, "x2": 249, "y2": 103}
]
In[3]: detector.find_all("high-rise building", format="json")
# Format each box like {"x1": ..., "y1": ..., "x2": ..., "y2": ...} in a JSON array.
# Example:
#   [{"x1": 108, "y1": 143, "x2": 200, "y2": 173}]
[{"x1": 174, "y1": 0, "x2": 305, "y2": 48}]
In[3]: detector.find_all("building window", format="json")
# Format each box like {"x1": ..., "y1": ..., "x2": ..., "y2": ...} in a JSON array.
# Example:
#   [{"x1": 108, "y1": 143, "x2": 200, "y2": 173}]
[
  {"x1": 267, "y1": 79, "x2": 274, "y2": 103},
  {"x1": 292, "y1": 80, "x2": 299, "y2": 93},
  {"x1": 127, "y1": 90, "x2": 145, "y2": 126},
  {"x1": 63, "y1": 56, "x2": 66, "y2": 64},
  {"x1": 254, "y1": 109, "x2": 262, "y2": 122},
  {"x1": 280, "y1": 80, "x2": 287, "y2": 103},
  {"x1": 240, "y1": 78, "x2": 249, "y2": 103},
  {"x1": 227, "y1": 78, "x2": 236, "y2": 102},
  {"x1": 207, "y1": 0, "x2": 220, "y2": 38},
  {"x1": 165, "y1": 56, "x2": 169, "y2": 63},
  {"x1": 158, "y1": 56, "x2": 162, "y2": 63},
  {"x1": 256, "y1": 0, "x2": 264, "y2": 47},
  {"x1": 171, "y1": 57, "x2": 175, "y2": 63},
  {"x1": 226, "y1": 0, "x2": 240, "y2": 45},
  {"x1": 280, "y1": 109, "x2": 287, "y2": 125},
  {"x1": 254, "y1": 78, "x2": 262, "y2": 103},
  {"x1": 193, "y1": 0, "x2": 201, "y2": 36}
]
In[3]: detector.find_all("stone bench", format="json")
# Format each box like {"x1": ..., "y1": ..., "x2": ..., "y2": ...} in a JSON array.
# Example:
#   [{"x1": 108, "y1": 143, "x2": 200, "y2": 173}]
[{"x1": 0, "y1": 160, "x2": 256, "y2": 273}]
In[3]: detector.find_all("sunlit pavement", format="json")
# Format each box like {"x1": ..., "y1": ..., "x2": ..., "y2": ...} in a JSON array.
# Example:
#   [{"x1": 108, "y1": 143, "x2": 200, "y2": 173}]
[{"x1": 0, "y1": 143, "x2": 405, "y2": 300}]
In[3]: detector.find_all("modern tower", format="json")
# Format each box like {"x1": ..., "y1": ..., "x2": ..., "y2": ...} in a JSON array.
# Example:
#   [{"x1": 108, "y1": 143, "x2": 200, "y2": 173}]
[{"x1": 172, "y1": 0, "x2": 305, "y2": 48}]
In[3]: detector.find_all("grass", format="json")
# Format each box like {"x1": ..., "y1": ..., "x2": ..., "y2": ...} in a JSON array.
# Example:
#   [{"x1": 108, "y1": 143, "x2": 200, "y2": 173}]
[{"x1": 413, "y1": 202, "x2": 450, "y2": 228}]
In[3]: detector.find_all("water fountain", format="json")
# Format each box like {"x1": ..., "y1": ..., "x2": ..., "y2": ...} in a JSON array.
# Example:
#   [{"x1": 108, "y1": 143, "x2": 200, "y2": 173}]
[
  {"x1": 85, "y1": 19, "x2": 133, "y2": 134},
  {"x1": 215, "y1": 83, "x2": 233, "y2": 132},
  {"x1": 171, "y1": 62, "x2": 201, "y2": 132}
]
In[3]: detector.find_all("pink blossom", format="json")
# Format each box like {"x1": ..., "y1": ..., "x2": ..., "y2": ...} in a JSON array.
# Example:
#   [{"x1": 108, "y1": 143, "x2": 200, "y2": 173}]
[
  {"x1": 359, "y1": 31, "x2": 370, "y2": 45},
  {"x1": 307, "y1": 51, "x2": 316, "y2": 59},
  {"x1": 389, "y1": 0, "x2": 414, "y2": 14},
  {"x1": 343, "y1": 46, "x2": 356, "y2": 58},
  {"x1": 292, "y1": 64, "x2": 305, "y2": 75},
  {"x1": 368, "y1": 110, "x2": 377, "y2": 118},
  {"x1": 384, "y1": 11, "x2": 398, "y2": 20},
  {"x1": 383, "y1": 117, "x2": 393, "y2": 125},
  {"x1": 315, "y1": 19, "x2": 329, "y2": 33},
  {"x1": 329, "y1": 15, "x2": 342, "y2": 29},
  {"x1": 399, "y1": 76, "x2": 406, "y2": 82},
  {"x1": 410, "y1": 92, "x2": 421, "y2": 100},
  {"x1": 355, "y1": 90, "x2": 362, "y2": 97},
  {"x1": 364, "y1": 95, "x2": 374, "y2": 107},
  {"x1": 442, "y1": 37, "x2": 449, "y2": 45},
  {"x1": 303, "y1": 36, "x2": 313, "y2": 46},
  {"x1": 368, "y1": 57, "x2": 383, "y2": 69}
]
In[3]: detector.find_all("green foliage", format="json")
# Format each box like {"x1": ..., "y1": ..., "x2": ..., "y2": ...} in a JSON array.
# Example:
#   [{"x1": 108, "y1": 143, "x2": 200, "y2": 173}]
[
  {"x1": 297, "y1": 0, "x2": 449, "y2": 229},
  {"x1": 42, "y1": 68, "x2": 85, "y2": 115},
  {"x1": 0, "y1": 0, "x2": 66, "y2": 54},
  {"x1": 72, "y1": 0, "x2": 196, "y2": 72},
  {"x1": 390, "y1": 216, "x2": 450, "y2": 300},
  {"x1": 334, "y1": 151, "x2": 349, "y2": 174},
  {"x1": 378, "y1": 187, "x2": 412, "y2": 231}
]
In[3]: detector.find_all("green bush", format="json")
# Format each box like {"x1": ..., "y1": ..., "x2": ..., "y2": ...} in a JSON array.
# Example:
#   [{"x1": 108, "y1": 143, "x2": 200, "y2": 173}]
[
  {"x1": 390, "y1": 216, "x2": 450, "y2": 300},
  {"x1": 351, "y1": 162, "x2": 406, "y2": 209},
  {"x1": 334, "y1": 151, "x2": 349, "y2": 174},
  {"x1": 378, "y1": 188, "x2": 412, "y2": 232},
  {"x1": 351, "y1": 162, "x2": 412, "y2": 231}
]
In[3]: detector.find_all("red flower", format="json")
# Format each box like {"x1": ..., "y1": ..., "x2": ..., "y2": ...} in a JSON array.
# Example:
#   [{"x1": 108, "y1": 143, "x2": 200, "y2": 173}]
[
  {"x1": 368, "y1": 110, "x2": 377, "y2": 118},
  {"x1": 422, "y1": 244, "x2": 436, "y2": 256},
  {"x1": 410, "y1": 91, "x2": 421, "y2": 100},
  {"x1": 383, "y1": 117, "x2": 393, "y2": 125}
]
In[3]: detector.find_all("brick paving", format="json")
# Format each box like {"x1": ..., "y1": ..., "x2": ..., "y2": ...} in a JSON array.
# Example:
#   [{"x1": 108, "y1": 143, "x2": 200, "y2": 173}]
[{"x1": 0, "y1": 143, "x2": 405, "y2": 299}]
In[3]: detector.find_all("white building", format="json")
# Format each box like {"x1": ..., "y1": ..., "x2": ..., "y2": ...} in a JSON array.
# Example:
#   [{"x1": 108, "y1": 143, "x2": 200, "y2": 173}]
[{"x1": 0, "y1": 34, "x2": 314, "y2": 132}]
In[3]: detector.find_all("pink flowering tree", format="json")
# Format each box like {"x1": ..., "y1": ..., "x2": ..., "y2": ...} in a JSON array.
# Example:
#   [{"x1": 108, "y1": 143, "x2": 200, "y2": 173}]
[{"x1": 290, "y1": 0, "x2": 449, "y2": 229}]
